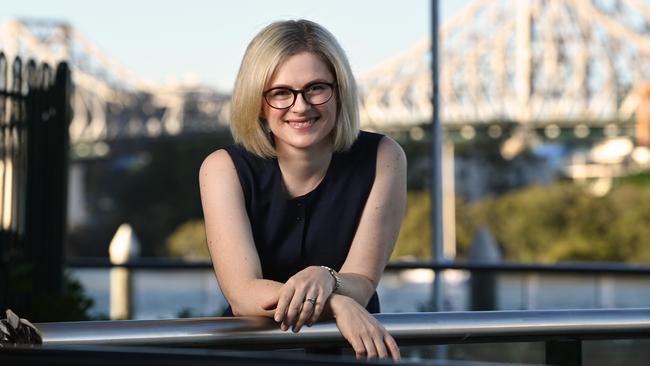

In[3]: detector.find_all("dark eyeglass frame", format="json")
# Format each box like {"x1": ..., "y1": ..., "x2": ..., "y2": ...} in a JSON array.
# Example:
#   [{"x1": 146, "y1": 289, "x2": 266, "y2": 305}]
[{"x1": 262, "y1": 82, "x2": 336, "y2": 110}]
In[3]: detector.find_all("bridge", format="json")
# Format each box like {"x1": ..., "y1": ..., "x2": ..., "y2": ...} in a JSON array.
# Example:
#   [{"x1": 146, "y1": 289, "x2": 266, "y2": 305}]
[
  {"x1": 2, "y1": 0, "x2": 650, "y2": 155},
  {"x1": 0, "y1": 17, "x2": 231, "y2": 159}
]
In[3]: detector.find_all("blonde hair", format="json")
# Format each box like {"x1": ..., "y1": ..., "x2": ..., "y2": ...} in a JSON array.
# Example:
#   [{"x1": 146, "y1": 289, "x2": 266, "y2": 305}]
[{"x1": 230, "y1": 19, "x2": 359, "y2": 158}]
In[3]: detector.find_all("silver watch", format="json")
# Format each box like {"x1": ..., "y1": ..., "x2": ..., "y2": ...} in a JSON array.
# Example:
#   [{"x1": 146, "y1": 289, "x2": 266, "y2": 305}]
[{"x1": 321, "y1": 265, "x2": 341, "y2": 293}]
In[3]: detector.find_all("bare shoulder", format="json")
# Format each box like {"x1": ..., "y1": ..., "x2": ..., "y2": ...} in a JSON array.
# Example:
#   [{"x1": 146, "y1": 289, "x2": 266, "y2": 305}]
[
  {"x1": 200, "y1": 149, "x2": 234, "y2": 173},
  {"x1": 377, "y1": 135, "x2": 407, "y2": 171},
  {"x1": 199, "y1": 149, "x2": 237, "y2": 182}
]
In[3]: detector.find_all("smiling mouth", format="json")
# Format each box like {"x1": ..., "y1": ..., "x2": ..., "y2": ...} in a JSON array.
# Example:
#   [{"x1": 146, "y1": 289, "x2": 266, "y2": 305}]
[{"x1": 286, "y1": 117, "x2": 319, "y2": 129}]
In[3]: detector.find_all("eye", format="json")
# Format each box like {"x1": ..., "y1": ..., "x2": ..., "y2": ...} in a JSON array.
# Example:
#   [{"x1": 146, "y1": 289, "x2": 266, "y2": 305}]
[
  {"x1": 307, "y1": 83, "x2": 328, "y2": 93},
  {"x1": 268, "y1": 88, "x2": 293, "y2": 99}
]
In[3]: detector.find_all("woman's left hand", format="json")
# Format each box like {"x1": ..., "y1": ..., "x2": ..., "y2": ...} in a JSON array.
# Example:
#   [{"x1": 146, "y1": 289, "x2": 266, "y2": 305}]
[
  {"x1": 330, "y1": 294, "x2": 400, "y2": 361},
  {"x1": 266, "y1": 266, "x2": 335, "y2": 332}
]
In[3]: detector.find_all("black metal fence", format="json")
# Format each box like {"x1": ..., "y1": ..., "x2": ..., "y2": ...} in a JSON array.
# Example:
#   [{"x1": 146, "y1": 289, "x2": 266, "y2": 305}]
[{"x1": 0, "y1": 52, "x2": 71, "y2": 317}]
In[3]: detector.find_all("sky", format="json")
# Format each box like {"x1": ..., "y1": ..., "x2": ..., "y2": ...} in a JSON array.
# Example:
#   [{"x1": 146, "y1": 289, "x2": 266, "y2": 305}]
[{"x1": 1, "y1": 0, "x2": 469, "y2": 91}]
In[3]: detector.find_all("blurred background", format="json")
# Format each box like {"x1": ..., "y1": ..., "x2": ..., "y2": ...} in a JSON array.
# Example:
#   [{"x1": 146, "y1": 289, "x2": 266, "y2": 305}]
[{"x1": 2, "y1": 0, "x2": 650, "y2": 364}]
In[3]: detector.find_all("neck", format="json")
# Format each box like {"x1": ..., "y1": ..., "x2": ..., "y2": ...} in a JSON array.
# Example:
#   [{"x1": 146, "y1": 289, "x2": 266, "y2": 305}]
[{"x1": 275, "y1": 140, "x2": 333, "y2": 197}]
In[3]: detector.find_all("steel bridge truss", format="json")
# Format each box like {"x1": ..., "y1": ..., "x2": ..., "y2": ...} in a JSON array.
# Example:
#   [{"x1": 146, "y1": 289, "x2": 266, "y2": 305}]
[{"x1": 358, "y1": 0, "x2": 650, "y2": 141}]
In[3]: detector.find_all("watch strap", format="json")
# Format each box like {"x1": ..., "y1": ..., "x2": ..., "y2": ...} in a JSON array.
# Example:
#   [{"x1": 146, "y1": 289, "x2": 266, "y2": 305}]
[{"x1": 320, "y1": 265, "x2": 341, "y2": 293}]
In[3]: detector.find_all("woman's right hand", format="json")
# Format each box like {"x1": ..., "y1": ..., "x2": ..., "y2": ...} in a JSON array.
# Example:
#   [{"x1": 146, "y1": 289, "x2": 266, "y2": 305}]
[
  {"x1": 265, "y1": 266, "x2": 335, "y2": 332},
  {"x1": 330, "y1": 294, "x2": 400, "y2": 361}
]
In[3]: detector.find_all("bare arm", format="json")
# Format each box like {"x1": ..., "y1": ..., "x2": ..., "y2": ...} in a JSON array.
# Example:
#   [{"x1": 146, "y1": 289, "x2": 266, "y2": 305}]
[
  {"x1": 327, "y1": 136, "x2": 406, "y2": 361},
  {"x1": 199, "y1": 149, "x2": 281, "y2": 317},
  {"x1": 336, "y1": 136, "x2": 407, "y2": 304}
]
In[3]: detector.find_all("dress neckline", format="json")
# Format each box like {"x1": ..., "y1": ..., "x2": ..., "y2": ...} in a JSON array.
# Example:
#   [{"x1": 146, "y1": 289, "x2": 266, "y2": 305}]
[{"x1": 276, "y1": 152, "x2": 336, "y2": 201}]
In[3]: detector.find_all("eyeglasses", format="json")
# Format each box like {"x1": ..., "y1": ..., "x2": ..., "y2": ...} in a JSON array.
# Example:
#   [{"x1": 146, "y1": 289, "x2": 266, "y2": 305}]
[{"x1": 263, "y1": 82, "x2": 335, "y2": 109}]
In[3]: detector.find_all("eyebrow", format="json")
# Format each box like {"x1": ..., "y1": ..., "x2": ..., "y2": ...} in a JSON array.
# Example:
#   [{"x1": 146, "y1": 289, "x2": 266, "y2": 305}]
[{"x1": 266, "y1": 78, "x2": 334, "y2": 90}]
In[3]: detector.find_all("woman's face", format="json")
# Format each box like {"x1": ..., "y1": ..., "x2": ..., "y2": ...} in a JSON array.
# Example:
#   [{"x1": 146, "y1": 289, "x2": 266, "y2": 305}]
[{"x1": 261, "y1": 52, "x2": 337, "y2": 154}]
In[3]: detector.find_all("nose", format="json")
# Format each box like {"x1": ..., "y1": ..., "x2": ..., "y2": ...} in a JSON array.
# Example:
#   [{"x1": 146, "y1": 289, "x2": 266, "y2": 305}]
[{"x1": 289, "y1": 92, "x2": 310, "y2": 112}]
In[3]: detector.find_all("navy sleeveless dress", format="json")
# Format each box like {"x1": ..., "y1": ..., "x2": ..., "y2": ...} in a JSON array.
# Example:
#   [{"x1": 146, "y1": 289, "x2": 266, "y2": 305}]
[{"x1": 221, "y1": 130, "x2": 384, "y2": 315}]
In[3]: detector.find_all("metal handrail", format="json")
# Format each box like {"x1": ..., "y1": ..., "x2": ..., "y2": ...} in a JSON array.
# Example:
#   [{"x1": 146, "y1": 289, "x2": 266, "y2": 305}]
[{"x1": 36, "y1": 308, "x2": 650, "y2": 349}]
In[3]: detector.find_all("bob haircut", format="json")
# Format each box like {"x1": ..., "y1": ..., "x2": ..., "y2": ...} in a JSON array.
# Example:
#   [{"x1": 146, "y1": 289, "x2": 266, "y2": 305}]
[{"x1": 230, "y1": 19, "x2": 360, "y2": 158}]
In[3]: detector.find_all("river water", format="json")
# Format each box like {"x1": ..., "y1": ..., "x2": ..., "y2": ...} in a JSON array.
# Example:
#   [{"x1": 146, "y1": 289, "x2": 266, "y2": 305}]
[{"x1": 68, "y1": 267, "x2": 650, "y2": 319}]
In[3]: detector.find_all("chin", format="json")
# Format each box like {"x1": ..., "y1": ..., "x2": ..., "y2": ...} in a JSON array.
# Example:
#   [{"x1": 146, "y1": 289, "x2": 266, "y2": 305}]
[{"x1": 278, "y1": 132, "x2": 333, "y2": 151}]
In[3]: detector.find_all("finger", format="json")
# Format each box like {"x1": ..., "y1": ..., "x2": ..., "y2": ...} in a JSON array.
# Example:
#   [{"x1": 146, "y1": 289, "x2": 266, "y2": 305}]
[
  {"x1": 274, "y1": 285, "x2": 295, "y2": 324},
  {"x1": 372, "y1": 334, "x2": 389, "y2": 360},
  {"x1": 347, "y1": 336, "x2": 366, "y2": 360},
  {"x1": 284, "y1": 287, "x2": 306, "y2": 330},
  {"x1": 308, "y1": 288, "x2": 325, "y2": 325},
  {"x1": 361, "y1": 334, "x2": 378, "y2": 360},
  {"x1": 384, "y1": 334, "x2": 401, "y2": 361},
  {"x1": 261, "y1": 293, "x2": 279, "y2": 311},
  {"x1": 293, "y1": 293, "x2": 317, "y2": 332}
]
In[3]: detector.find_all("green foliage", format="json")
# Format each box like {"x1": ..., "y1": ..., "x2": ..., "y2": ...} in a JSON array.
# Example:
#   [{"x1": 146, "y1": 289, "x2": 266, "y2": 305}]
[
  {"x1": 392, "y1": 190, "x2": 432, "y2": 260},
  {"x1": 470, "y1": 183, "x2": 599, "y2": 262},
  {"x1": 454, "y1": 197, "x2": 477, "y2": 258},
  {"x1": 166, "y1": 219, "x2": 210, "y2": 260},
  {"x1": 5, "y1": 262, "x2": 94, "y2": 322},
  {"x1": 619, "y1": 171, "x2": 650, "y2": 186},
  {"x1": 396, "y1": 178, "x2": 650, "y2": 263}
]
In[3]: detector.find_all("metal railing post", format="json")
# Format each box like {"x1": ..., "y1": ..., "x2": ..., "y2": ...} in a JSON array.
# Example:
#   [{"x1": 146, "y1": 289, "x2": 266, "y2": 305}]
[
  {"x1": 109, "y1": 224, "x2": 140, "y2": 320},
  {"x1": 429, "y1": 0, "x2": 444, "y2": 313}
]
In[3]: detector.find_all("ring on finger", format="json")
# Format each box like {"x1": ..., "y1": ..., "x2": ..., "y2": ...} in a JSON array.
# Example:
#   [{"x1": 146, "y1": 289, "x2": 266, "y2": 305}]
[{"x1": 305, "y1": 297, "x2": 317, "y2": 305}]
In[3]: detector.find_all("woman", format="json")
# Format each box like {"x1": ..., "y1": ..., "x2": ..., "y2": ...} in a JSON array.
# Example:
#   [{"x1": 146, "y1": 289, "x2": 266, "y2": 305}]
[{"x1": 199, "y1": 19, "x2": 406, "y2": 361}]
